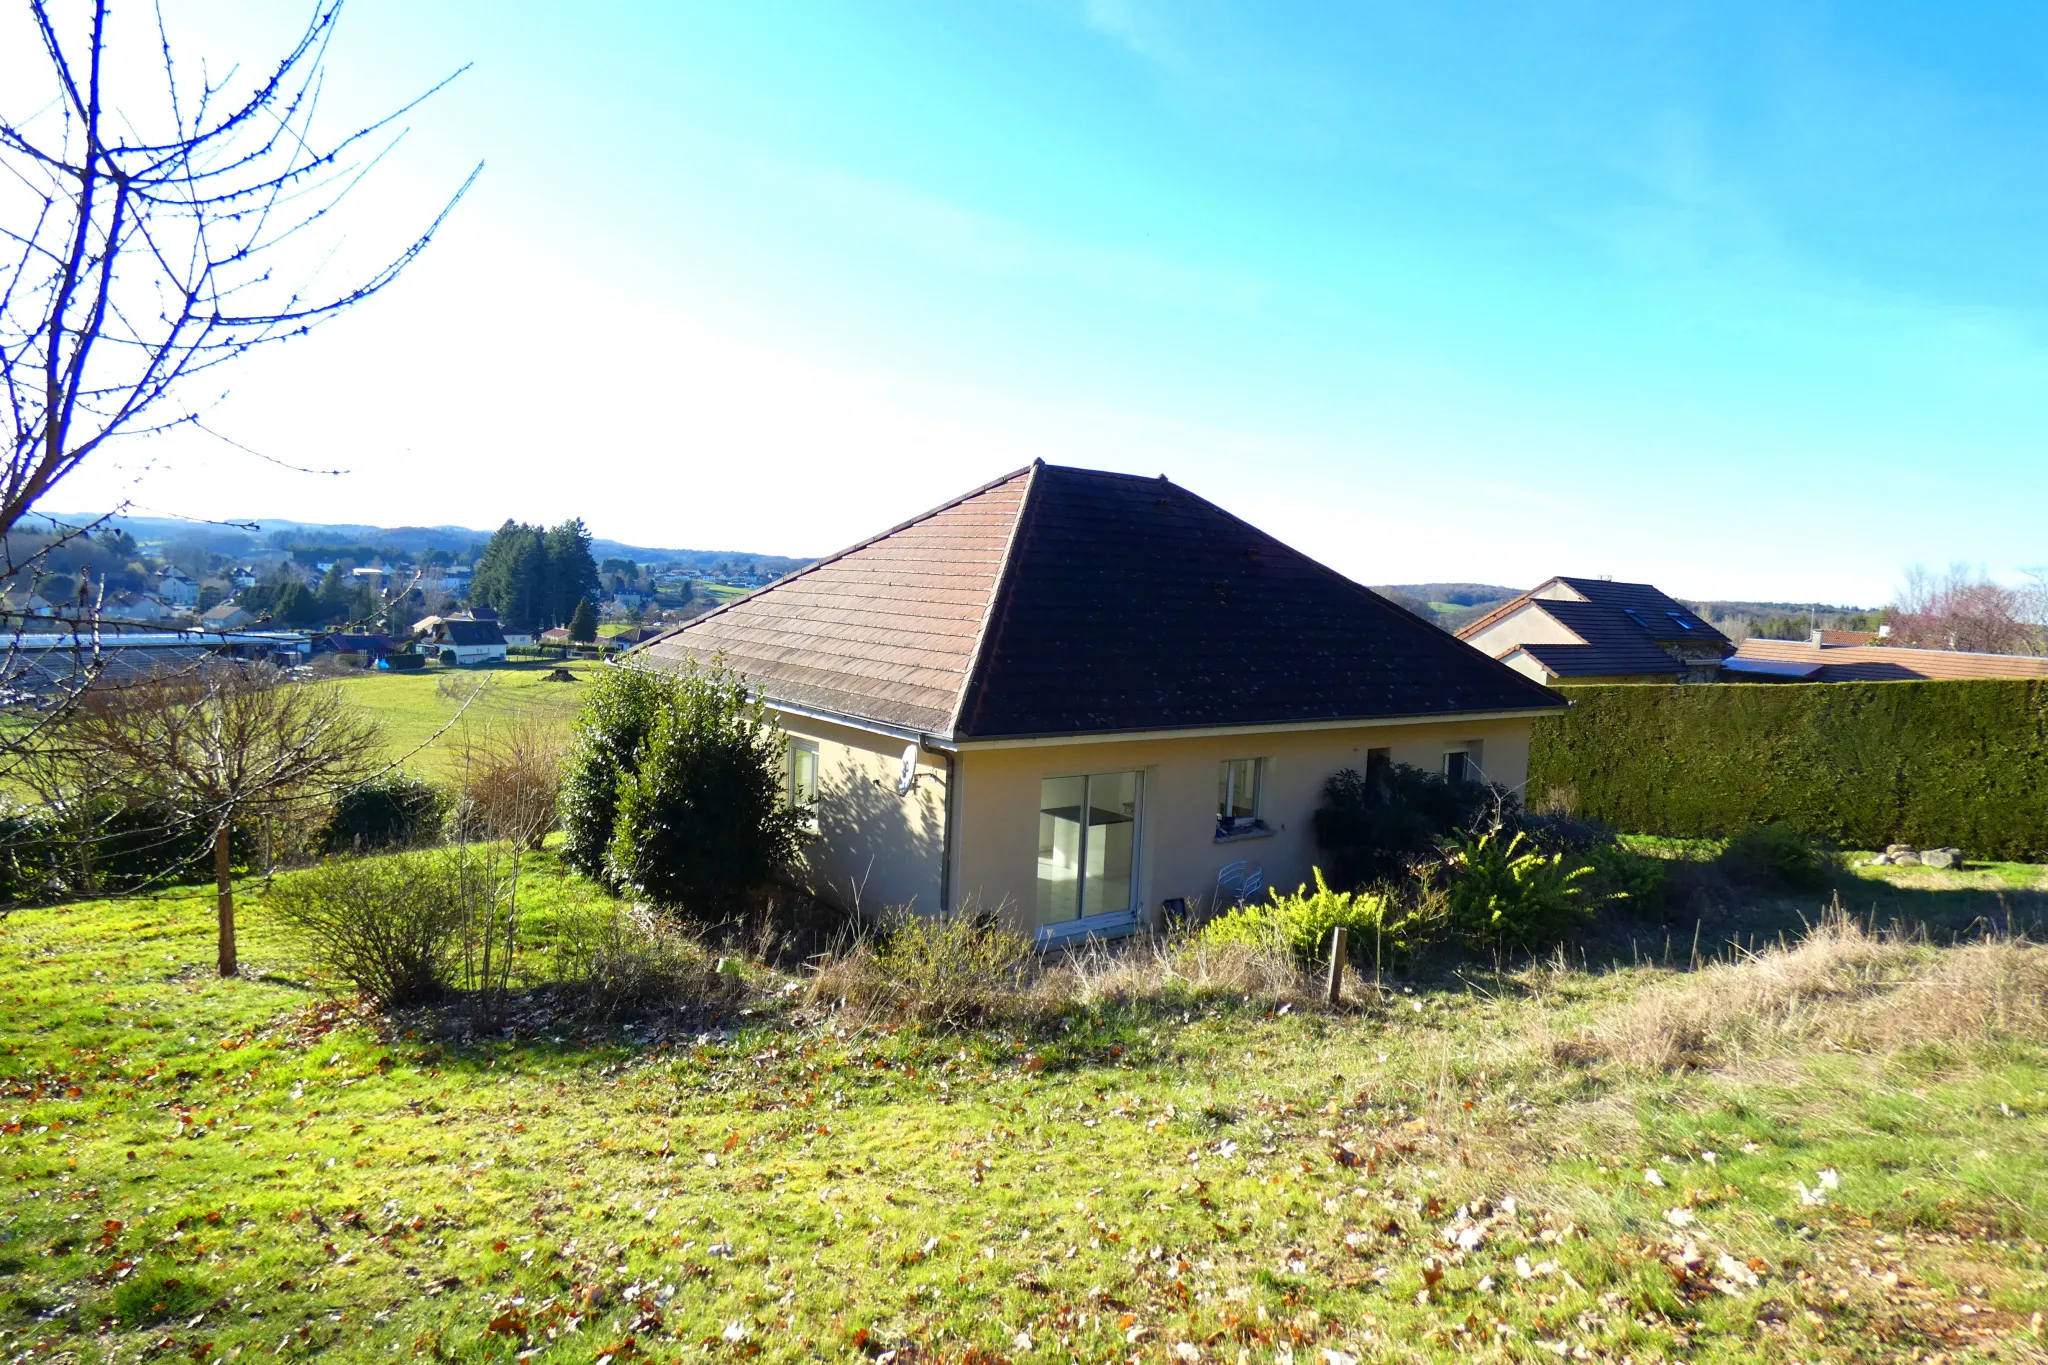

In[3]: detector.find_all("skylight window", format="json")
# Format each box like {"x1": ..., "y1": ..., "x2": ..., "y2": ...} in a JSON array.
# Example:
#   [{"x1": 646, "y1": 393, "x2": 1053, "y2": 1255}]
[
  {"x1": 1667, "y1": 612, "x2": 1695, "y2": 630},
  {"x1": 1622, "y1": 608, "x2": 1648, "y2": 629}
]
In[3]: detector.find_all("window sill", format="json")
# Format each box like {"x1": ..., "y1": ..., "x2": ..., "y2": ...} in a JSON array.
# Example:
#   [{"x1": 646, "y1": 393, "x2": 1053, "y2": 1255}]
[{"x1": 1214, "y1": 823, "x2": 1274, "y2": 844}]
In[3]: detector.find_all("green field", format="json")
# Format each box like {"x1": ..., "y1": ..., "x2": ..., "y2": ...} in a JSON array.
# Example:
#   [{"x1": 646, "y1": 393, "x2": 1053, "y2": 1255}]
[
  {"x1": 3, "y1": 852, "x2": 2046, "y2": 1364},
  {"x1": 329, "y1": 661, "x2": 605, "y2": 784}
]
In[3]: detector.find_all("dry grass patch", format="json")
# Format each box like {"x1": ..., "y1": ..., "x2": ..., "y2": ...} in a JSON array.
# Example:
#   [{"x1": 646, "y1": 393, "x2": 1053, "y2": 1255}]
[
  {"x1": 1565, "y1": 909, "x2": 2048, "y2": 1071},
  {"x1": 809, "y1": 916, "x2": 1325, "y2": 1028}
]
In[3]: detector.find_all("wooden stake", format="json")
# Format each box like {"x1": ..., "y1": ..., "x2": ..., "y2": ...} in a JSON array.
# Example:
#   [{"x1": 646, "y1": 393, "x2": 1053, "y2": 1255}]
[{"x1": 1326, "y1": 925, "x2": 1347, "y2": 1005}]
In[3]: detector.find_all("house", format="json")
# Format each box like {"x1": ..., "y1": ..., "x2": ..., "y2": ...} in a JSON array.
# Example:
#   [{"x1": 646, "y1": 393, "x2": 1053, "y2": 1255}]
[
  {"x1": 610, "y1": 625, "x2": 665, "y2": 646},
  {"x1": 462, "y1": 605, "x2": 532, "y2": 647},
  {"x1": 200, "y1": 602, "x2": 255, "y2": 630},
  {"x1": 1456, "y1": 577, "x2": 1733, "y2": 684},
  {"x1": 153, "y1": 568, "x2": 199, "y2": 607},
  {"x1": 1, "y1": 590, "x2": 56, "y2": 619},
  {"x1": 633, "y1": 462, "x2": 1564, "y2": 944},
  {"x1": 423, "y1": 618, "x2": 507, "y2": 665},
  {"x1": 312, "y1": 631, "x2": 396, "y2": 660},
  {"x1": 1726, "y1": 636, "x2": 2048, "y2": 682},
  {"x1": 539, "y1": 626, "x2": 574, "y2": 644},
  {"x1": 108, "y1": 592, "x2": 181, "y2": 626}
]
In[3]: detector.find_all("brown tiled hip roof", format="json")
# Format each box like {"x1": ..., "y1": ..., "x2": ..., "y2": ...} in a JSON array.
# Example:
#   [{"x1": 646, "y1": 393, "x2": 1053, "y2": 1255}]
[{"x1": 635, "y1": 462, "x2": 1564, "y2": 740}]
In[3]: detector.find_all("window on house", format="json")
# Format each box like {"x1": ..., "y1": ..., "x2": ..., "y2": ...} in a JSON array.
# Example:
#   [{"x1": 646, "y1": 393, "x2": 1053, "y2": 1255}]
[
  {"x1": 1037, "y1": 772, "x2": 1139, "y2": 926},
  {"x1": 785, "y1": 739, "x2": 819, "y2": 810},
  {"x1": 1216, "y1": 758, "x2": 1265, "y2": 836},
  {"x1": 1622, "y1": 608, "x2": 1648, "y2": 629},
  {"x1": 1666, "y1": 611, "x2": 1695, "y2": 631},
  {"x1": 1444, "y1": 744, "x2": 1482, "y2": 785},
  {"x1": 1364, "y1": 747, "x2": 1392, "y2": 789}
]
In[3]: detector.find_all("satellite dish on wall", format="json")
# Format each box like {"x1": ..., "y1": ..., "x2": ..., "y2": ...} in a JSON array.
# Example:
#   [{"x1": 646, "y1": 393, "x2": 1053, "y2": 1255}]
[{"x1": 896, "y1": 743, "x2": 919, "y2": 795}]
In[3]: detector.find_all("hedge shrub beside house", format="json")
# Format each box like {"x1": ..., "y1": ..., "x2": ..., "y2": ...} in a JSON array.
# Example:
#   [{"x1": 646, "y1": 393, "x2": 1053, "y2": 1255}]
[{"x1": 1528, "y1": 680, "x2": 2048, "y2": 861}]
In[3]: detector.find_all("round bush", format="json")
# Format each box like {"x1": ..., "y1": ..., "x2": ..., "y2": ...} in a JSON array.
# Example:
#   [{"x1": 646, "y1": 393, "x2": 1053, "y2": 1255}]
[{"x1": 319, "y1": 774, "x2": 447, "y2": 854}]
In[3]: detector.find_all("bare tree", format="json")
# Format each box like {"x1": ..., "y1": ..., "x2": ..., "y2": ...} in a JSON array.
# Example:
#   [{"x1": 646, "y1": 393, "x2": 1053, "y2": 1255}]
[
  {"x1": 1887, "y1": 563, "x2": 2040, "y2": 656},
  {"x1": 0, "y1": 0, "x2": 474, "y2": 573},
  {"x1": 57, "y1": 662, "x2": 380, "y2": 975}
]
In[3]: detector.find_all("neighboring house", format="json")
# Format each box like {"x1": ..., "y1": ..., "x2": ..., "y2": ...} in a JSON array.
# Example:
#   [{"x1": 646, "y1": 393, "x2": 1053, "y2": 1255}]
[
  {"x1": 423, "y1": 618, "x2": 507, "y2": 665},
  {"x1": 610, "y1": 625, "x2": 665, "y2": 646},
  {"x1": 1, "y1": 591, "x2": 56, "y2": 619},
  {"x1": 1457, "y1": 577, "x2": 1734, "y2": 685},
  {"x1": 634, "y1": 461, "x2": 1564, "y2": 945},
  {"x1": 109, "y1": 592, "x2": 180, "y2": 625},
  {"x1": 1727, "y1": 636, "x2": 2048, "y2": 682},
  {"x1": 201, "y1": 603, "x2": 255, "y2": 630},
  {"x1": 539, "y1": 626, "x2": 573, "y2": 644},
  {"x1": 312, "y1": 631, "x2": 396, "y2": 659},
  {"x1": 154, "y1": 569, "x2": 199, "y2": 607}
]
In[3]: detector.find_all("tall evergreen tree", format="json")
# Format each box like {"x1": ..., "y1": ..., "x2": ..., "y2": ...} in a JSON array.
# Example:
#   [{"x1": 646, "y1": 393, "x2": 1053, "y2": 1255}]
[
  {"x1": 505, "y1": 534, "x2": 550, "y2": 631},
  {"x1": 472, "y1": 521, "x2": 550, "y2": 631},
  {"x1": 567, "y1": 598, "x2": 597, "y2": 643},
  {"x1": 543, "y1": 518, "x2": 601, "y2": 627}
]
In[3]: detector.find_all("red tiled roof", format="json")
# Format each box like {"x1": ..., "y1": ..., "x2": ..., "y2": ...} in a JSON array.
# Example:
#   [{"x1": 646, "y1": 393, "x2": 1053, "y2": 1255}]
[
  {"x1": 1735, "y1": 637, "x2": 2048, "y2": 682},
  {"x1": 635, "y1": 463, "x2": 1563, "y2": 740}
]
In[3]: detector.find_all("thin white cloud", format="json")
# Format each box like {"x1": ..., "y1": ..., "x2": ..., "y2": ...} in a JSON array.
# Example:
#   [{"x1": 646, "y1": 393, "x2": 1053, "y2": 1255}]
[
  {"x1": 1081, "y1": 0, "x2": 1193, "y2": 74},
  {"x1": 758, "y1": 159, "x2": 1268, "y2": 312}
]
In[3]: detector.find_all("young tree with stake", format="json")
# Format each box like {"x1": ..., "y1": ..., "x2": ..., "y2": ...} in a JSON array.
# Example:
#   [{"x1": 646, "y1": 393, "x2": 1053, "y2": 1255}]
[{"x1": 59, "y1": 664, "x2": 381, "y2": 976}]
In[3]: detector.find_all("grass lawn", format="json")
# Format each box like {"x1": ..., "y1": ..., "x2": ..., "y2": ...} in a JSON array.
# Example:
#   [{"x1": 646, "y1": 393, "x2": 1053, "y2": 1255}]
[
  {"x1": 328, "y1": 662, "x2": 604, "y2": 785},
  {"x1": 4, "y1": 854, "x2": 2047, "y2": 1364}
]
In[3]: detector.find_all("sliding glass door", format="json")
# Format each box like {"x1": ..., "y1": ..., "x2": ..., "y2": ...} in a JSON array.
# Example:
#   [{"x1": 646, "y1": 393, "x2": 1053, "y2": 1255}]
[{"x1": 1036, "y1": 771, "x2": 1139, "y2": 930}]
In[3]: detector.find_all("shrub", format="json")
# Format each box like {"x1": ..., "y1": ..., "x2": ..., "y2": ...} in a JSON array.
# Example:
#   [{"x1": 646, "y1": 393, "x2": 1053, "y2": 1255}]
[
  {"x1": 1313, "y1": 763, "x2": 1507, "y2": 886},
  {"x1": 264, "y1": 851, "x2": 472, "y2": 1005},
  {"x1": 1199, "y1": 868, "x2": 1416, "y2": 967},
  {"x1": 1529, "y1": 680, "x2": 2048, "y2": 861},
  {"x1": 558, "y1": 666, "x2": 673, "y2": 878},
  {"x1": 1716, "y1": 822, "x2": 1835, "y2": 892},
  {"x1": 554, "y1": 903, "x2": 740, "y2": 1021},
  {"x1": 0, "y1": 798, "x2": 247, "y2": 904},
  {"x1": 1442, "y1": 828, "x2": 1593, "y2": 953},
  {"x1": 1582, "y1": 840, "x2": 1670, "y2": 910},
  {"x1": 318, "y1": 774, "x2": 447, "y2": 854},
  {"x1": 449, "y1": 717, "x2": 563, "y2": 849},
  {"x1": 438, "y1": 648, "x2": 457, "y2": 666},
  {"x1": 600, "y1": 666, "x2": 807, "y2": 917},
  {"x1": 810, "y1": 912, "x2": 1032, "y2": 1027}
]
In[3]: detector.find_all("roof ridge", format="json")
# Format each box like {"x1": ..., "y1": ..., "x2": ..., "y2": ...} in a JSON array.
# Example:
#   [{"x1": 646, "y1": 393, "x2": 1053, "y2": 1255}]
[
  {"x1": 631, "y1": 463, "x2": 1035, "y2": 655},
  {"x1": 945, "y1": 462, "x2": 1041, "y2": 740},
  {"x1": 1453, "y1": 577, "x2": 1559, "y2": 641}
]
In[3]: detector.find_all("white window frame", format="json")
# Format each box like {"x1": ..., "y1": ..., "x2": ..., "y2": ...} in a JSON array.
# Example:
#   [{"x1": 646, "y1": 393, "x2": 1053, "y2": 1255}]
[
  {"x1": 1215, "y1": 756, "x2": 1269, "y2": 840},
  {"x1": 1034, "y1": 770, "x2": 1144, "y2": 949},
  {"x1": 1443, "y1": 742, "x2": 1484, "y2": 785},
  {"x1": 785, "y1": 738, "x2": 820, "y2": 820}
]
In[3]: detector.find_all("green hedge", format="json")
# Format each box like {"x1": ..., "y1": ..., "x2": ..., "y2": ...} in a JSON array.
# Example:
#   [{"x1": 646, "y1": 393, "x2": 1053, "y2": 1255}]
[{"x1": 1527, "y1": 680, "x2": 2048, "y2": 861}]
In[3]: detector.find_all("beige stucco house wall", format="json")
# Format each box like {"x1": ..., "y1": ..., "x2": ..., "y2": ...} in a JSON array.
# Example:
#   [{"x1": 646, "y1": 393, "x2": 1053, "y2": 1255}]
[
  {"x1": 953, "y1": 716, "x2": 1533, "y2": 933},
  {"x1": 775, "y1": 712, "x2": 952, "y2": 915},
  {"x1": 775, "y1": 705, "x2": 1536, "y2": 934}
]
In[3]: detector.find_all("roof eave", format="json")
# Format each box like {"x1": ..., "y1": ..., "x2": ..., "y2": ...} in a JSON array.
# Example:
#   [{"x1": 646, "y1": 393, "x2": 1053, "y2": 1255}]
[{"x1": 950, "y1": 703, "x2": 1567, "y2": 750}]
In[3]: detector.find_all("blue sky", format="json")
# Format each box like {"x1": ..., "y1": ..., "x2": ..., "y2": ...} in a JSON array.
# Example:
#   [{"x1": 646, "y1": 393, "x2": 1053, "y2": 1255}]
[{"x1": 28, "y1": 1, "x2": 2048, "y2": 602}]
